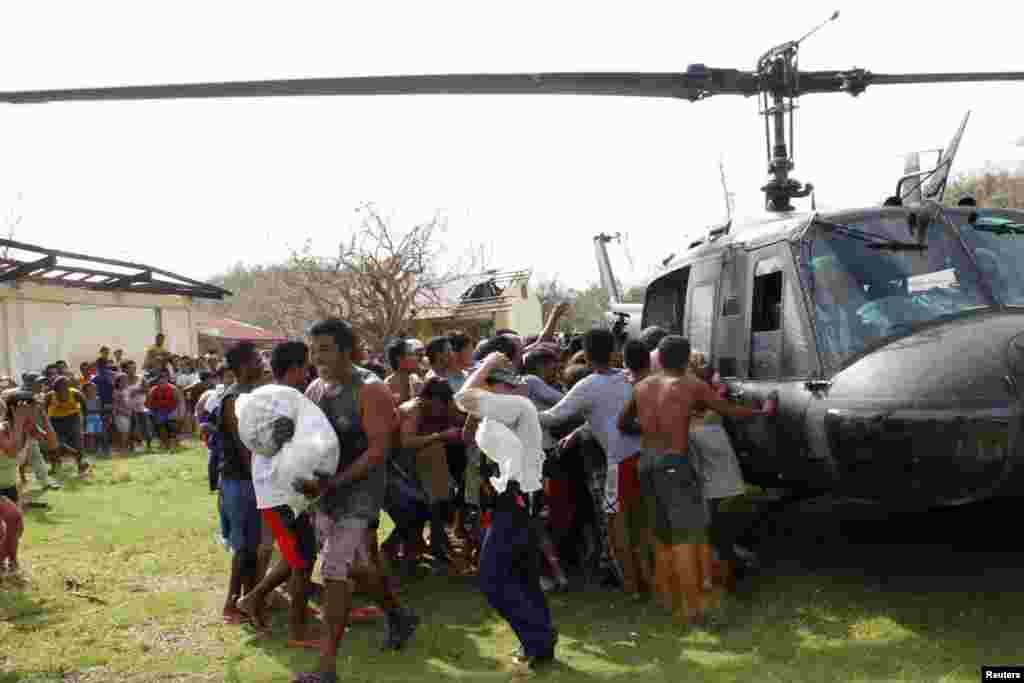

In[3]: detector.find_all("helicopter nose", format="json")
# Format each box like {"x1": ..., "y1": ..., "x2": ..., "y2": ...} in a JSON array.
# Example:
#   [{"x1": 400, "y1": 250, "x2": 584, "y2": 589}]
[{"x1": 824, "y1": 313, "x2": 1024, "y2": 506}]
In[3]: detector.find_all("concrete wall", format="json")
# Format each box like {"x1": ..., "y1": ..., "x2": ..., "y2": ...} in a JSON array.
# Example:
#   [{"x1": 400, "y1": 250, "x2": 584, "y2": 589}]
[
  {"x1": 497, "y1": 280, "x2": 540, "y2": 339},
  {"x1": 0, "y1": 281, "x2": 197, "y2": 379}
]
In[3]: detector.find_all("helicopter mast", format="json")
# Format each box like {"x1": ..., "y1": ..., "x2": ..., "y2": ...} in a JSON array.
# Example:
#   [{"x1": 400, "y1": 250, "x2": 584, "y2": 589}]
[{"x1": 757, "y1": 11, "x2": 840, "y2": 212}]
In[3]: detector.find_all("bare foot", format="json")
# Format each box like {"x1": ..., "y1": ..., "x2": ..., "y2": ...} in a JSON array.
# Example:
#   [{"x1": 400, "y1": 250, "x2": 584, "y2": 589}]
[
  {"x1": 223, "y1": 607, "x2": 251, "y2": 624},
  {"x1": 236, "y1": 593, "x2": 267, "y2": 629}
]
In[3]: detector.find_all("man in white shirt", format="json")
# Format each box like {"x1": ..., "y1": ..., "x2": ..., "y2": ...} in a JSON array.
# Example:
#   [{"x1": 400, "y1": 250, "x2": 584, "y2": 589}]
[
  {"x1": 454, "y1": 352, "x2": 556, "y2": 671},
  {"x1": 236, "y1": 342, "x2": 320, "y2": 648}
]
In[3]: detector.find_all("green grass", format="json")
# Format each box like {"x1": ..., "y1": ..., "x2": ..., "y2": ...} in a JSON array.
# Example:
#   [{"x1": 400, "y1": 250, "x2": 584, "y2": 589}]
[{"x1": 1, "y1": 446, "x2": 1021, "y2": 682}]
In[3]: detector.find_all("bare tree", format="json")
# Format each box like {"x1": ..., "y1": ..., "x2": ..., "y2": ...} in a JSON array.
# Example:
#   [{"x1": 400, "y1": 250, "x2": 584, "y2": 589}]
[{"x1": 276, "y1": 203, "x2": 484, "y2": 349}]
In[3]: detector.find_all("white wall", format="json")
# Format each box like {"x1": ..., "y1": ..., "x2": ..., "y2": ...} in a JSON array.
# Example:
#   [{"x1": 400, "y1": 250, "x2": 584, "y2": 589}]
[{"x1": 0, "y1": 282, "x2": 196, "y2": 378}]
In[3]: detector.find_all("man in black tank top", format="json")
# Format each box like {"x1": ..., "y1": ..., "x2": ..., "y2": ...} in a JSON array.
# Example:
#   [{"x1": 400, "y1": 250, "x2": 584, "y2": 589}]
[
  {"x1": 216, "y1": 342, "x2": 265, "y2": 626},
  {"x1": 289, "y1": 319, "x2": 418, "y2": 683}
]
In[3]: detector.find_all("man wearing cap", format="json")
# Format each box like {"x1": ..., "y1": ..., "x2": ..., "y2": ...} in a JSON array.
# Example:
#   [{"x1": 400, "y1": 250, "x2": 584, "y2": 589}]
[{"x1": 455, "y1": 351, "x2": 557, "y2": 670}]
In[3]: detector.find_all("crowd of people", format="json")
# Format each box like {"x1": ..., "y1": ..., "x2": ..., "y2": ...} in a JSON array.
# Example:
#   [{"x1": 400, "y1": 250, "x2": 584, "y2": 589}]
[
  {"x1": 0, "y1": 303, "x2": 776, "y2": 680},
  {"x1": 0, "y1": 334, "x2": 238, "y2": 573}
]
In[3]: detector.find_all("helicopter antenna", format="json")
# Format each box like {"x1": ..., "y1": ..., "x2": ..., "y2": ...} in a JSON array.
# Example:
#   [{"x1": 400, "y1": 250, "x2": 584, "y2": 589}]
[
  {"x1": 757, "y1": 10, "x2": 840, "y2": 211},
  {"x1": 796, "y1": 10, "x2": 841, "y2": 46},
  {"x1": 718, "y1": 157, "x2": 735, "y2": 219}
]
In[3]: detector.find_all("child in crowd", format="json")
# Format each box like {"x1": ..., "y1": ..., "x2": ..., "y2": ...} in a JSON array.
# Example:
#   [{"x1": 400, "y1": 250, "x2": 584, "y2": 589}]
[
  {"x1": 130, "y1": 379, "x2": 152, "y2": 452},
  {"x1": 146, "y1": 371, "x2": 179, "y2": 452},
  {"x1": 113, "y1": 374, "x2": 134, "y2": 453},
  {"x1": 1, "y1": 392, "x2": 33, "y2": 574},
  {"x1": 78, "y1": 363, "x2": 92, "y2": 387},
  {"x1": 82, "y1": 383, "x2": 111, "y2": 457}
]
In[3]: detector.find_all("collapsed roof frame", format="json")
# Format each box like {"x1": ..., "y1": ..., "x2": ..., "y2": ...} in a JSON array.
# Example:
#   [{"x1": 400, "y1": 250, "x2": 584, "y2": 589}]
[{"x1": 0, "y1": 238, "x2": 231, "y2": 299}]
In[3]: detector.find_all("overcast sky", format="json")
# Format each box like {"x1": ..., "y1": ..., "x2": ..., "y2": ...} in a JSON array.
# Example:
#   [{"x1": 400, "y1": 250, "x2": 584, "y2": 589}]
[{"x1": 1, "y1": 1, "x2": 1022, "y2": 295}]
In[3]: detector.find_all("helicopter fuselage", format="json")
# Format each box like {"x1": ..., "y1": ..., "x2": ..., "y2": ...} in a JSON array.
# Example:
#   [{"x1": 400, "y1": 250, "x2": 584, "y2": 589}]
[{"x1": 644, "y1": 206, "x2": 1024, "y2": 509}]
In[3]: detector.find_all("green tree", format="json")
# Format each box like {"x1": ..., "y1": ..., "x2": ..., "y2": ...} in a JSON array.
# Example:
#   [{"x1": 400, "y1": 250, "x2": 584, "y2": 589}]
[
  {"x1": 565, "y1": 284, "x2": 611, "y2": 333},
  {"x1": 622, "y1": 285, "x2": 646, "y2": 304}
]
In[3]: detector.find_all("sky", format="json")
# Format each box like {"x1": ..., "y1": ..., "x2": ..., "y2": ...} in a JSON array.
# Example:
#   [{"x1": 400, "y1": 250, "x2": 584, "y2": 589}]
[{"x1": 1, "y1": 1, "x2": 1023, "y2": 296}]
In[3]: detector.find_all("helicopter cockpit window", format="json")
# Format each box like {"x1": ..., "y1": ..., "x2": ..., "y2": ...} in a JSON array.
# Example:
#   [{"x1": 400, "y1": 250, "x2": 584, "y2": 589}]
[
  {"x1": 947, "y1": 209, "x2": 1024, "y2": 306},
  {"x1": 643, "y1": 267, "x2": 688, "y2": 334},
  {"x1": 805, "y1": 211, "x2": 991, "y2": 369}
]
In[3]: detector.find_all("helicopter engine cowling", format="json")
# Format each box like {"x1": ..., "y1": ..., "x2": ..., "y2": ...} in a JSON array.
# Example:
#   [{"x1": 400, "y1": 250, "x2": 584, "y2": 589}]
[{"x1": 811, "y1": 310, "x2": 1024, "y2": 508}]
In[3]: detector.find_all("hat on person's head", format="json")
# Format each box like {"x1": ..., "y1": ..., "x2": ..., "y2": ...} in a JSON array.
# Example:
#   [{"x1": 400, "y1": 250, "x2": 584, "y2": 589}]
[
  {"x1": 21, "y1": 372, "x2": 41, "y2": 390},
  {"x1": 407, "y1": 339, "x2": 426, "y2": 353}
]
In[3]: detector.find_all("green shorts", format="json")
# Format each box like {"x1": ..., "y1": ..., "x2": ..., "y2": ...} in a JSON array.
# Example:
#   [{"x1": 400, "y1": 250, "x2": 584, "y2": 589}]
[{"x1": 645, "y1": 450, "x2": 710, "y2": 546}]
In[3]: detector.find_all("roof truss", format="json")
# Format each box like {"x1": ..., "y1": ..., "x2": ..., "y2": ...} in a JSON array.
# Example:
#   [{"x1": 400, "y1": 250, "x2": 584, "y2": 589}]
[{"x1": 0, "y1": 238, "x2": 230, "y2": 299}]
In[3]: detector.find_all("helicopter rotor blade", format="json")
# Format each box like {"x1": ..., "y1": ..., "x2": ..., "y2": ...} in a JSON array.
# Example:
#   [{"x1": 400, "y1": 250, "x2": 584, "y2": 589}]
[
  {"x1": 870, "y1": 71, "x2": 1024, "y2": 86},
  {"x1": 792, "y1": 69, "x2": 1024, "y2": 96},
  {"x1": 0, "y1": 70, "x2": 760, "y2": 105}
]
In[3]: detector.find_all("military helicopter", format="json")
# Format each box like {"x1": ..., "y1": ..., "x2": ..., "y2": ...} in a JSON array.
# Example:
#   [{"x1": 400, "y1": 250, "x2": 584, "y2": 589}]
[{"x1": 4, "y1": 12, "x2": 1024, "y2": 510}]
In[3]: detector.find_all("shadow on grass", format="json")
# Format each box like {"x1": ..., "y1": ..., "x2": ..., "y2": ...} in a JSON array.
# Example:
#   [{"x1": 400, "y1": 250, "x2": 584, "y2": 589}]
[
  {"x1": 0, "y1": 578, "x2": 66, "y2": 633},
  {"x1": 0, "y1": 671, "x2": 66, "y2": 683},
  {"x1": 244, "y1": 572, "x2": 508, "y2": 681}
]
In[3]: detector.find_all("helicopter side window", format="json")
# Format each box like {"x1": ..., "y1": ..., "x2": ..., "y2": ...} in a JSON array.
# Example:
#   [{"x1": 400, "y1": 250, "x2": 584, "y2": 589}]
[
  {"x1": 687, "y1": 282, "x2": 715, "y2": 358},
  {"x1": 750, "y1": 267, "x2": 783, "y2": 379}
]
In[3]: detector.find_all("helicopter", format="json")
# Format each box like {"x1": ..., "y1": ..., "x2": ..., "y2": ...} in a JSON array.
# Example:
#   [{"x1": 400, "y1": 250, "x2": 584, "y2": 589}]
[{"x1": 3, "y1": 11, "x2": 1024, "y2": 510}]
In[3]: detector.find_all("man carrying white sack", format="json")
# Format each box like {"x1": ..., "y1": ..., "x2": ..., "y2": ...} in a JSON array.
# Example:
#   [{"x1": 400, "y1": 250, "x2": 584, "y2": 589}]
[
  {"x1": 235, "y1": 341, "x2": 336, "y2": 648},
  {"x1": 454, "y1": 351, "x2": 557, "y2": 671}
]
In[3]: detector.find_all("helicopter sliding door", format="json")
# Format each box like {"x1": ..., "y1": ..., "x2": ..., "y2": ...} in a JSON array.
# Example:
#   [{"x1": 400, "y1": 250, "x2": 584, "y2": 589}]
[
  {"x1": 683, "y1": 257, "x2": 722, "y2": 357},
  {"x1": 724, "y1": 241, "x2": 821, "y2": 489},
  {"x1": 712, "y1": 246, "x2": 748, "y2": 379}
]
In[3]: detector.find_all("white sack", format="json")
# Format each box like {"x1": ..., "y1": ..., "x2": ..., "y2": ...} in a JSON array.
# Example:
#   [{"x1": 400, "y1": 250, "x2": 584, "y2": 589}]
[{"x1": 236, "y1": 384, "x2": 340, "y2": 513}]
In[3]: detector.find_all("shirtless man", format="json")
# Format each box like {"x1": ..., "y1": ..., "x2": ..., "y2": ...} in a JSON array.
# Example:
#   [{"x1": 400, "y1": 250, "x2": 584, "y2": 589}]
[
  {"x1": 384, "y1": 339, "x2": 424, "y2": 406},
  {"x1": 620, "y1": 335, "x2": 771, "y2": 626}
]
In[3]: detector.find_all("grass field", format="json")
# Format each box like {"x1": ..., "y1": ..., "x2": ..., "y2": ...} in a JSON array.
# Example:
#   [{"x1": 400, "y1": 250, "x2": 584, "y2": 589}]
[{"x1": 1, "y1": 444, "x2": 1022, "y2": 682}]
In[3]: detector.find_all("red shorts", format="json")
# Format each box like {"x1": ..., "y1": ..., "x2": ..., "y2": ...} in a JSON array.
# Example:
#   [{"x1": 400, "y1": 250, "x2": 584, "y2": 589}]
[
  {"x1": 261, "y1": 506, "x2": 316, "y2": 571},
  {"x1": 545, "y1": 478, "x2": 575, "y2": 532},
  {"x1": 618, "y1": 452, "x2": 641, "y2": 505}
]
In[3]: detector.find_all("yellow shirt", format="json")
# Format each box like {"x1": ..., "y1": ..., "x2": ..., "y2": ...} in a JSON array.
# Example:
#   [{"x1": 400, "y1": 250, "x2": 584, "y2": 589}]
[{"x1": 48, "y1": 389, "x2": 82, "y2": 418}]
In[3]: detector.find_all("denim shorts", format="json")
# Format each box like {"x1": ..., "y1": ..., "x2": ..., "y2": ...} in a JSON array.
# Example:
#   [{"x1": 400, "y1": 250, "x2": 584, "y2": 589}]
[{"x1": 220, "y1": 478, "x2": 261, "y2": 553}]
